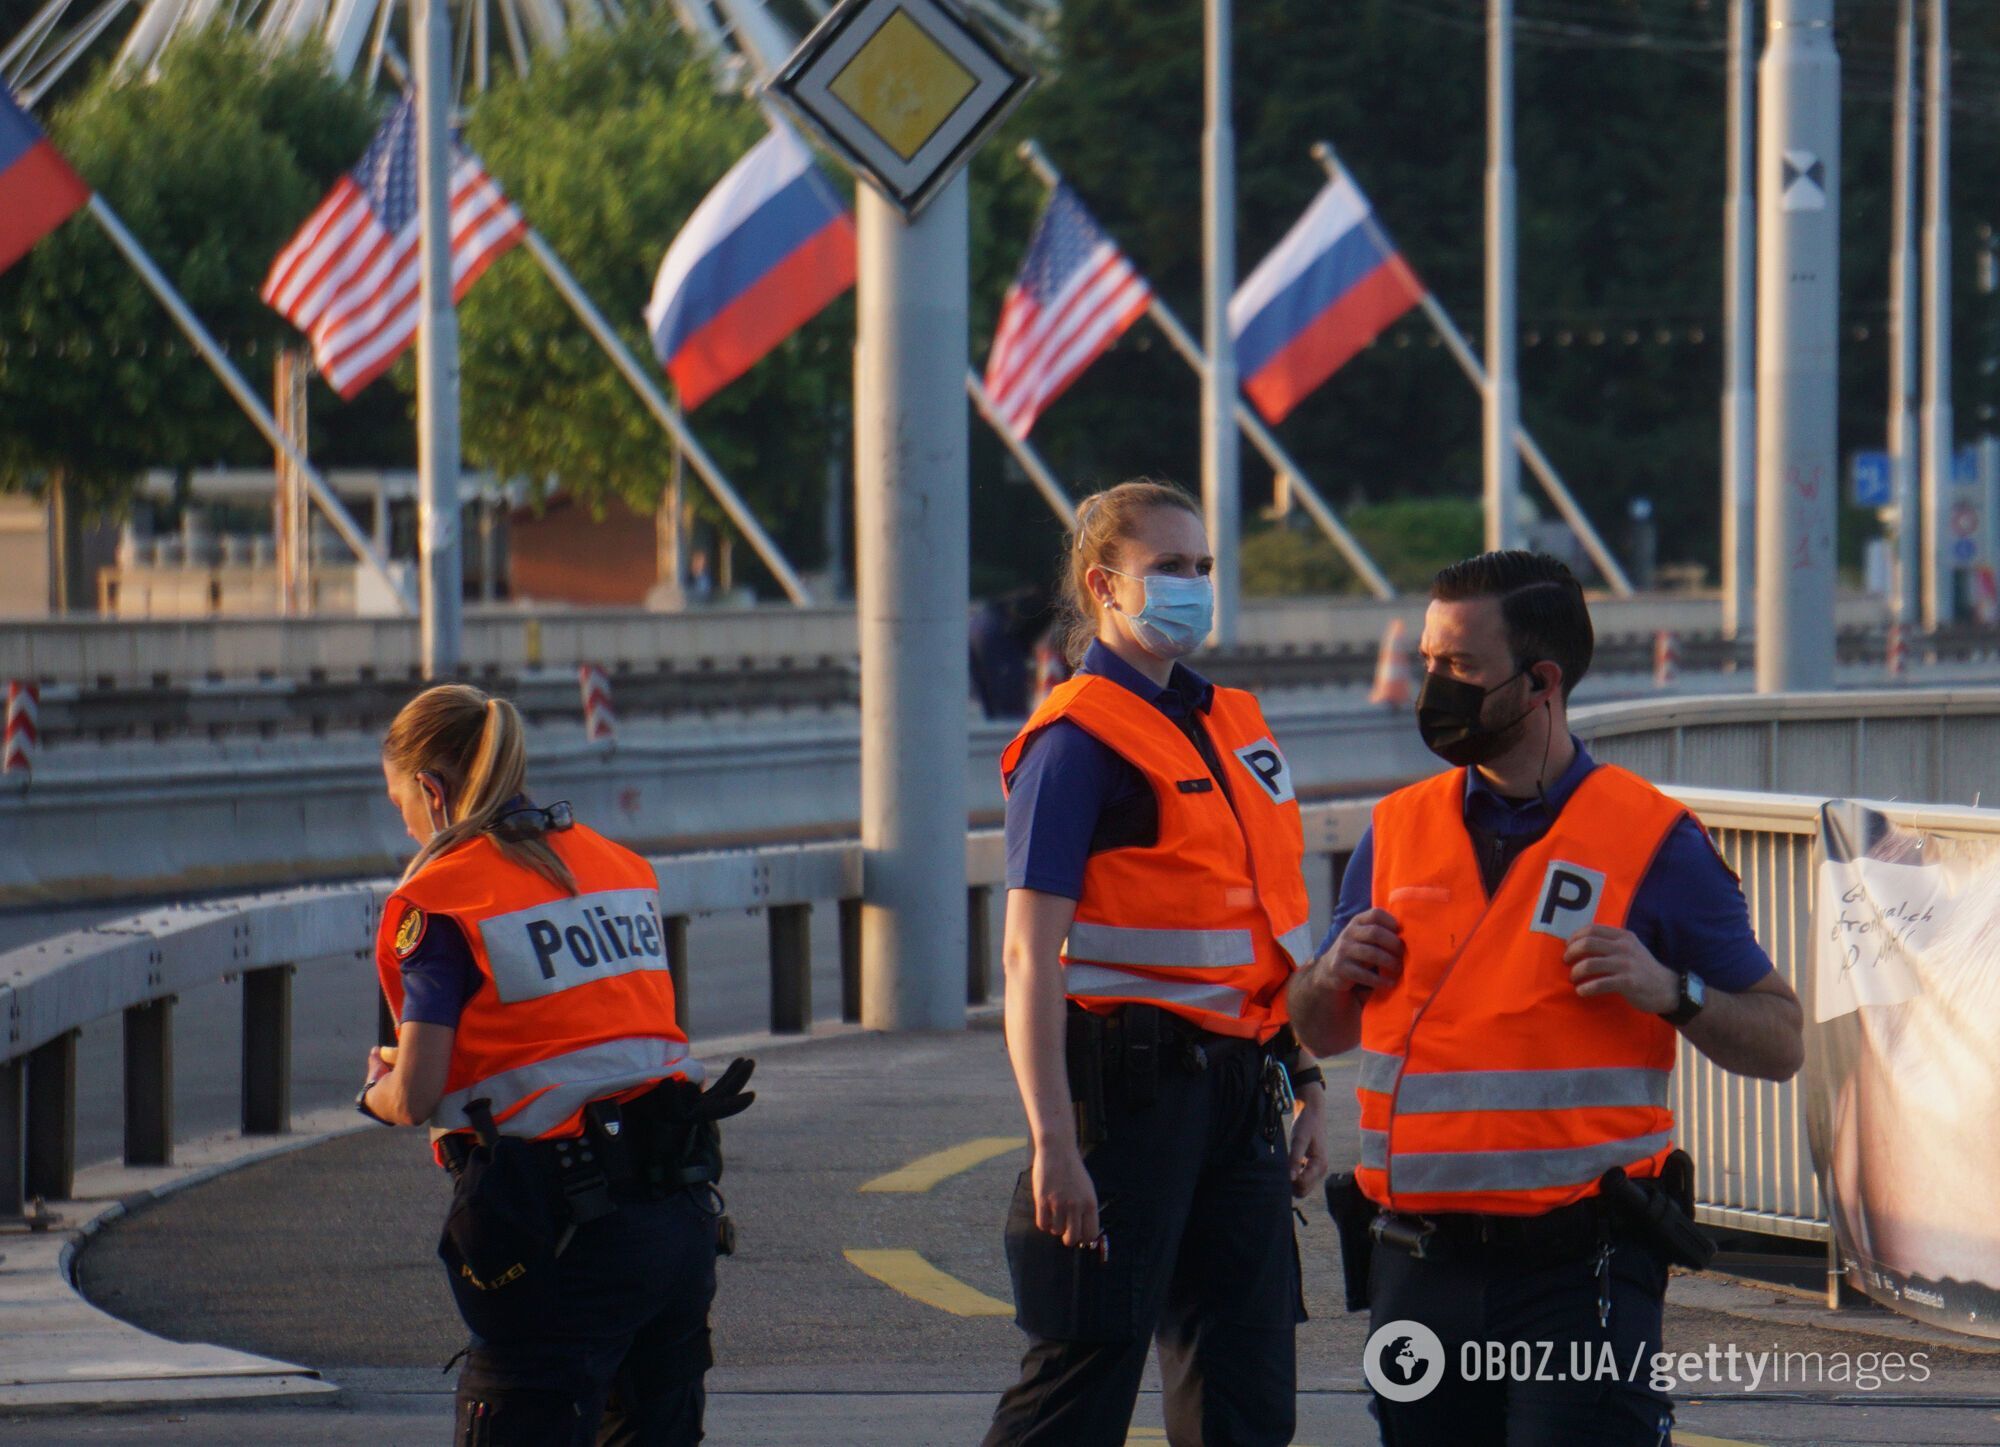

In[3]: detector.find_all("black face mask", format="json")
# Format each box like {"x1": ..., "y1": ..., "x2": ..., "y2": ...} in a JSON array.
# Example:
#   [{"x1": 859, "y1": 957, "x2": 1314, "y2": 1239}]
[{"x1": 1415, "y1": 667, "x2": 1541, "y2": 767}]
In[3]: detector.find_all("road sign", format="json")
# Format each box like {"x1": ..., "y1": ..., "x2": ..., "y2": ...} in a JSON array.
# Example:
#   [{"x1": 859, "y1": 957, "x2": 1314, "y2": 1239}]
[
  {"x1": 769, "y1": 0, "x2": 1033, "y2": 217},
  {"x1": 1851, "y1": 450, "x2": 1892, "y2": 508}
]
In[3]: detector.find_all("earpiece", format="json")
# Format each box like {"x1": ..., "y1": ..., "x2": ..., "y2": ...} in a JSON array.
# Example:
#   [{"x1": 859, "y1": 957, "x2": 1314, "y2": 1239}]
[{"x1": 418, "y1": 770, "x2": 449, "y2": 827}]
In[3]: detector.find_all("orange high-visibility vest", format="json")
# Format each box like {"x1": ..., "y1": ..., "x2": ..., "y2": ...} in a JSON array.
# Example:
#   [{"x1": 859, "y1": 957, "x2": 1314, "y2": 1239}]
[
  {"x1": 375, "y1": 822, "x2": 694, "y2": 1146},
  {"x1": 1000, "y1": 673, "x2": 1312, "y2": 1040},
  {"x1": 1355, "y1": 764, "x2": 1684, "y2": 1215}
]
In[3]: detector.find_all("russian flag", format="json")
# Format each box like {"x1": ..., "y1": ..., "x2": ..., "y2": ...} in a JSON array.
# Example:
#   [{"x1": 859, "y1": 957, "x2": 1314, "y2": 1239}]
[
  {"x1": 1229, "y1": 173, "x2": 1425, "y2": 425},
  {"x1": 1, "y1": 86, "x2": 89, "y2": 276},
  {"x1": 645, "y1": 128, "x2": 855, "y2": 411}
]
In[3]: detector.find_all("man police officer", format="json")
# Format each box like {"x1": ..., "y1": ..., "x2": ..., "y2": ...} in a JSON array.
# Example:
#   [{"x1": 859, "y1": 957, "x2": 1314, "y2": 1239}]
[{"x1": 1289, "y1": 551, "x2": 1804, "y2": 1445}]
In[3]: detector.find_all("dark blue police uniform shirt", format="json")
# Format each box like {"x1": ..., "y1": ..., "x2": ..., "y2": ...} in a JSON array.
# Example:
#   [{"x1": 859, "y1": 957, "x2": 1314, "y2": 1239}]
[
  {"x1": 1313, "y1": 740, "x2": 1773, "y2": 991},
  {"x1": 396, "y1": 793, "x2": 534, "y2": 1028},
  {"x1": 1004, "y1": 640, "x2": 1218, "y2": 899}
]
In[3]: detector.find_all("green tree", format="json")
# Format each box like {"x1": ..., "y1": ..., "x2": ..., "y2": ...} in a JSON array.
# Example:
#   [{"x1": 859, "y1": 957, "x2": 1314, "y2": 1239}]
[
  {"x1": 459, "y1": 16, "x2": 853, "y2": 581},
  {"x1": 0, "y1": 33, "x2": 380, "y2": 513}
]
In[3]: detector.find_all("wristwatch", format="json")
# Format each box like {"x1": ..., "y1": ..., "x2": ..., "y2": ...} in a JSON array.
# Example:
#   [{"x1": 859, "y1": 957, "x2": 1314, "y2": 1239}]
[
  {"x1": 355, "y1": 1077, "x2": 392, "y2": 1125},
  {"x1": 1661, "y1": 970, "x2": 1707, "y2": 1027}
]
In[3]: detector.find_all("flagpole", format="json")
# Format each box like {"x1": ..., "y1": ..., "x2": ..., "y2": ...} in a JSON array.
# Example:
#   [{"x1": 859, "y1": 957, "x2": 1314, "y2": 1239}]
[
  {"x1": 82, "y1": 196, "x2": 415, "y2": 615},
  {"x1": 517, "y1": 228, "x2": 813, "y2": 605},
  {"x1": 1018, "y1": 141, "x2": 1395, "y2": 599},
  {"x1": 1722, "y1": 0, "x2": 1757, "y2": 637},
  {"x1": 1889, "y1": 0, "x2": 1921, "y2": 629},
  {"x1": 1202, "y1": 0, "x2": 1241, "y2": 643},
  {"x1": 1920, "y1": 0, "x2": 1952, "y2": 632},
  {"x1": 1310, "y1": 143, "x2": 1633, "y2": 597},
  {"x1": 966, "y1": 372, "x2": 1075, "y2": 527},
  {"x1": 1486, "y1": 0, "x2": 1521, "y2": 553}
]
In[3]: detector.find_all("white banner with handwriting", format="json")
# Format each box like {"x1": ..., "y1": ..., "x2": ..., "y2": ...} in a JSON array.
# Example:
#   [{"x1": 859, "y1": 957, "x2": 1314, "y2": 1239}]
[{"x1": 1810, "y1": 800, "x2": 2000, "y2": 1338}]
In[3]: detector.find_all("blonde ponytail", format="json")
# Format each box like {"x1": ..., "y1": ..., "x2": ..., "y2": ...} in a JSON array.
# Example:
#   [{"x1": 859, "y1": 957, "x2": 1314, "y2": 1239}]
[{"x1": 384, "y1": 685, "x2": 577, "y2": 894}]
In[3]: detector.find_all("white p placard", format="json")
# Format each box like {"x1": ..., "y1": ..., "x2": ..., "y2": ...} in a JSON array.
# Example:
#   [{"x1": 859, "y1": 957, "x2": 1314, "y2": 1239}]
[
  {"x1": 1233, "y1": 737, "x2": 1296, "y2": 806},
  {"x1": 1530, "y1": 860, "x2": 1606, "y2": 941}
]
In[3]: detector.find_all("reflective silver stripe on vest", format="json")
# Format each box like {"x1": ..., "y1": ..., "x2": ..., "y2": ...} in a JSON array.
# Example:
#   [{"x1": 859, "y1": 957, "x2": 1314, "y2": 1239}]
[
  {"x1": 1386, "y1": 1130, "x2": 1676, "y2": 1196},
  {"x1": 1276, "y1": 922, "x2": 1314, "y2": 967},
  {"x1": 1062, "y1": 962, "x2": 1247, "y2": 1018},
  {"x1": 1396, "y1": 1067, "x2": 1672, "y2": 1115},
  {"x1": 430, "y1": 1036, "x2": 702, "y2": 1138},
  {"x1": 1359, "y1": 1127, "x2": 1388, "y2": 1170},
  {"x1": 1064, "y1": 922, "x2": 1256, "y2": 970},
  {"x1": 1356, "y1": 1049, "x2": 1403, "y2": 1094}
]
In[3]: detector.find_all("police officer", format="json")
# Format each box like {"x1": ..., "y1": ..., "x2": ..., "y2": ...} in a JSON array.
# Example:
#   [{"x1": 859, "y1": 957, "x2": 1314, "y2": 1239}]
[
  {"x1": 359, "y1": 683, "x2": 751, "y2": 1445},
  {"x1": 1289, "y1": 552, "x2": 1806, "y2": 1445},
  {"x1": 983, "y1": 479, "x2": 1328, "y2": 1447}
]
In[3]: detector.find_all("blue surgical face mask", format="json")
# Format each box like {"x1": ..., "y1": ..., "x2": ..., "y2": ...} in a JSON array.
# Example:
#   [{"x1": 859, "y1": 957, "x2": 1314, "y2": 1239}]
[{"x1": 1103, "y1": 567, "x2": 1215, "y2": 658}]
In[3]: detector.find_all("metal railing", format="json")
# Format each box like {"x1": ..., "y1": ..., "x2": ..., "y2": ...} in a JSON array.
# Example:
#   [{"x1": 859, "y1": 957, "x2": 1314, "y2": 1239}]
[
  {"x1": 8, "y1": 773, "x2": 1998, "y2": 1243},
  {"x1": 1579, "y1": 687, "x2": 2000, "y2": 804}
]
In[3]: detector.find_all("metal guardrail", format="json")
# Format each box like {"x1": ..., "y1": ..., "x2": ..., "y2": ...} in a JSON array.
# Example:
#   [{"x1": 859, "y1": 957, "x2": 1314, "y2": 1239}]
[
  {"x1": 7, "y1": 737, "x2": 1998, "y2": 1239},
  {"x1": 0, "y1": 811, "x2": 1368, "y2": 1216}
]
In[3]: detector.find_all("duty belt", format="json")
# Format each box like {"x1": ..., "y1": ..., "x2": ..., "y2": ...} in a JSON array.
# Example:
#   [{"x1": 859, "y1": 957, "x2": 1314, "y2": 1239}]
[{"x1": 1371, "y1": 1193, "x2": 1617, "y2": 1263}]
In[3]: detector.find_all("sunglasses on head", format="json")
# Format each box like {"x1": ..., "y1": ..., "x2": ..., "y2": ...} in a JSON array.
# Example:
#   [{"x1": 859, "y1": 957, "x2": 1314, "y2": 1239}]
[{"x1": 488, "y1": 800, "x2": 575, "y2": 843}]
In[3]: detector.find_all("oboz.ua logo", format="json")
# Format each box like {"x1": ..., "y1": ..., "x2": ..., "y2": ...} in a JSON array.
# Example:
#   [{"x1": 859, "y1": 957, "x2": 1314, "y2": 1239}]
[
  {"x1": 1363, "y1": 1319, "x2": 1446, "y2": 1403},
  {"x1": 479, "y1": 887, "x2": 669, "y2": 1002}
]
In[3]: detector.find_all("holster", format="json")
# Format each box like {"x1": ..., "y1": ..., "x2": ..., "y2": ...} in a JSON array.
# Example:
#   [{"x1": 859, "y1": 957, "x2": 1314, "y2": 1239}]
[
  {"x1": 1324, "y1": 1171, "x2": 1377, "y2": 1312},
  {"x1": 1065, "y1": 1010, "x2": 1108, "y2": 1150},
  {"x1": 627, "y1": 1057, "x2": 757, "y2": 1191},
  {"x1": 1598, "y1": 1149, "x2": 1716, "y2": 1271}
]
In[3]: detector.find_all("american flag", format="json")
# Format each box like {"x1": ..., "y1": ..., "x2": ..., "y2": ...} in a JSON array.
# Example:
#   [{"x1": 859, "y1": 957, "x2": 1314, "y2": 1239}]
[
  {"x1": 983, "y1": 185, "x2": 1152, "y2": 437},
  {"x1": 261, "y1": 98, "x2": 525, "y2": 399}
]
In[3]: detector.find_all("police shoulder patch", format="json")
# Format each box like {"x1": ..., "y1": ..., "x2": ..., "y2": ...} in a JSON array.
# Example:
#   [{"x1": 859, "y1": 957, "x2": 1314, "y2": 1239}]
[{"x1": 393, "y1": 904, "x2": 428, "y2": 959}]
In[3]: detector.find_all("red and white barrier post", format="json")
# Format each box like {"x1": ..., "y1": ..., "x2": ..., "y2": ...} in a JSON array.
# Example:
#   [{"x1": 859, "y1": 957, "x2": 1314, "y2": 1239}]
[
  {"x1": 1652, "y1": 630, "x2": 1680, "y2": 690},
  {"x1": 3, "y1": 680, "x2": 38, "y2": 778},
  {"x1": 578, "y1": 664, "x2": 617, "y2": 743},
  {"x1": 1886, "y1": 622, "x2": 1908, "y2": 679}
]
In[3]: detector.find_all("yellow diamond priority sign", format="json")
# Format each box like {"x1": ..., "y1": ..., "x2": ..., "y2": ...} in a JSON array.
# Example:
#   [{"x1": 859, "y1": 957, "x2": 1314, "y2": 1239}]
[{"x1": 770, "y1": 0, "x2": 1033, "y2": 216}]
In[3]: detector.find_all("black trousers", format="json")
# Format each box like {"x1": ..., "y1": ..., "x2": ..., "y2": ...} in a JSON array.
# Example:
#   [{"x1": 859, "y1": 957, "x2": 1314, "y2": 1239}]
[
  {"x1": 1365, "y1": 1229, "x2": 1676, "y2": 1447},
  {"x1": 449, "y1": 1188, "x2": 719, "y2": 1446},
  {"x1": 983, "y1": 1036, "x2": 1302, "y2": 1447}
]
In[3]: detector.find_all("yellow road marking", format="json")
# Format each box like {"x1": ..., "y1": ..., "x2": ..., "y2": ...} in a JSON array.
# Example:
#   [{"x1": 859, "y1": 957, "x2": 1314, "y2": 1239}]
[
  {"x1": 843, "y1": 1249, "x2": 1014, "y2": 1316},
  {"x1": 860, "y1": 1136, "x2": 1027, "y2": 1193}
]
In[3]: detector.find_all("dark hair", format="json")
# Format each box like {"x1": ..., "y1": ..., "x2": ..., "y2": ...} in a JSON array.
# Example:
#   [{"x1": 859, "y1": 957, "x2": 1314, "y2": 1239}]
[{"x1": 1430, "y1": 550, "x2": 1593, "y2": 700}]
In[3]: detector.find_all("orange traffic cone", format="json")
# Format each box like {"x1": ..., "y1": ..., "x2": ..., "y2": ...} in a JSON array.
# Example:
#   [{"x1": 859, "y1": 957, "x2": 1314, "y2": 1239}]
[{"x1": 1370, "y1": 619, "x2": 1412, "y2": 708}]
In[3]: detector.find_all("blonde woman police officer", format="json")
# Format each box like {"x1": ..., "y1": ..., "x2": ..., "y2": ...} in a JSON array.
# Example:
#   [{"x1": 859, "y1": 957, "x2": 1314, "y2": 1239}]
[
  {"x1": 360, "y1": 683, "x2": 752, "y2": 1445},
  {"x1": 983, "y1": 480, "x2": 1329, "y2": 1446}
]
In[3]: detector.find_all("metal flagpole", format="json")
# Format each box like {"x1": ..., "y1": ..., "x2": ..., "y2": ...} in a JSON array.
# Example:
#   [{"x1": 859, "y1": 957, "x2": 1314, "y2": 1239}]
[
  {"x1": 693, "y1": 0, "x2": 1076, "y2": 535},
  {"x1": 414, "y1": 0, "x2": 463, "y2": 678},
  {"x1": 966, "y1": 372, "x2": 1075, "y2": 526},
  {"x1": 1485, "y1": 0, "x2": 1521, "y2": 552},
  {"x1": 1202, "y1": 0, "x2": 1241, "y2": 642},
  {"x1": 517, "y1": 229, "x2": 815, "y2": 604},
  {"x1": 1921, "y1": 0, "x2": 1953, "y2": 631},
  {"x1": 1017, "y1": 143, "x2": 1395, "y2": 598},
  {"x1": 722, "y1": 0, "x2": 967, "y2": 1029},
  {"x1": 1755, "y1": 0, "x2": 1839, "y2": 691},
  {"x1": 82, "y1": 197, "x2": 414, "y2": 614},
  {"x1": 1310, "y1": 143, "x2": 1631, "y2": 596},
  {"x1": 1890, "y1": 0, "x2": 1921, "y2": 628},
  {"x1": 1722, "y1": 0, "x2": 1757, "y2": 636}
]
